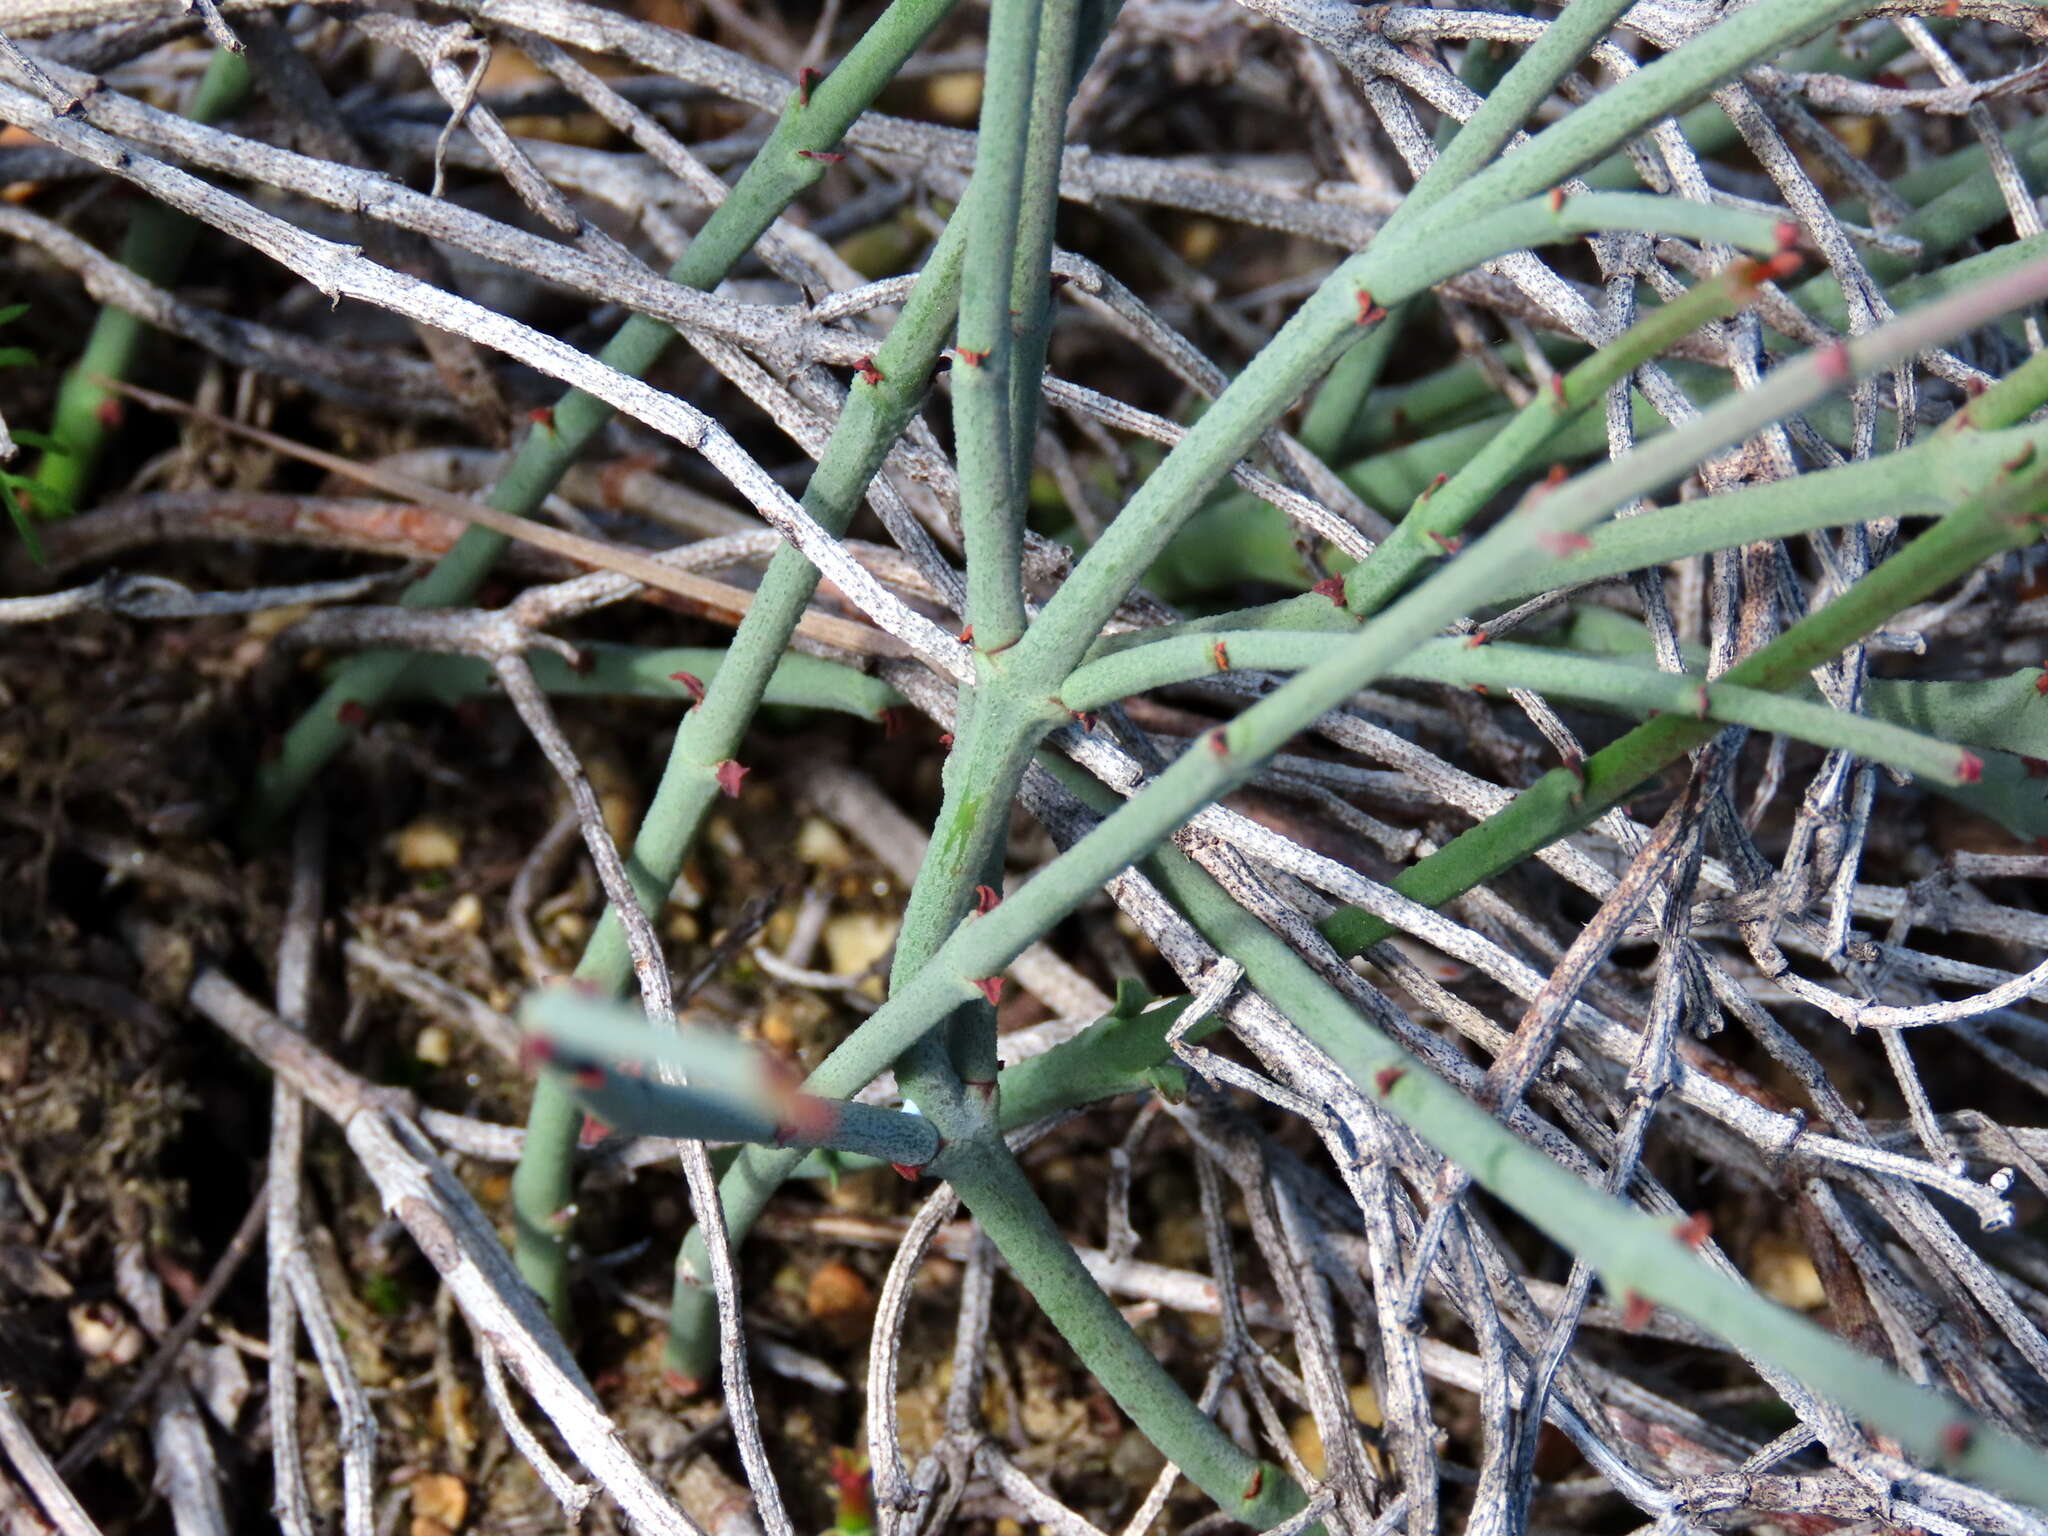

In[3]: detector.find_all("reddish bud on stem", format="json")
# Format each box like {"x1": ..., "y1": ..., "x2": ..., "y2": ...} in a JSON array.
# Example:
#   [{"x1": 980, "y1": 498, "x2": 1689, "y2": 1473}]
[
  {"x1": 1312, "y1": 575, "x2": 1347, "y2": 607},
  {"x1": 797, "y1": 149, "x2": 844, "y2": 162},
  {"x1": 974, "y1": 884, "x2": 1001, "y2": 916},
  {"x1": 669, "y1": 670, "x2": 706, "y2": 703},
  {"x1": 1374, "y1": 1067, "x2": 1405, "y2": 1096},
  {"x1": 1621, "y1": 1290, "x2": 1654, "y2": 1331},
  {"x1": 1762, "y1": 250, "x2": 1803, "y2": 282},
  {"x1": 797, "y1": 66, "x2": 823, "y2": 105},
  {"x1": 715, "y1": 760, "x2": 749, "y2": 797},
  {"x1": 973, "y1": 976, "x2": 1003, "y2": 1006},
  {"x1": 1673, "y1": 1212, "x2": 1712, "y2": 1248}
]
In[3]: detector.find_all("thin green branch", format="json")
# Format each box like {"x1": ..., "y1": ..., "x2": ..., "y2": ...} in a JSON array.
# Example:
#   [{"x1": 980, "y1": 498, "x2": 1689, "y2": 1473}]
[
  {"x1": 1481, "y1": 418, "x2": 2048, "y2": 604},
  {"x1": 30, "y1": 48, "x2": 250, "y2": 512},
  {"x1": 520, "y1": 990, "x2": 942, "y2": 1167},
  {"x1": 1006, "y1": 0, "x2": 1086, "y2": 497},
  {"x1": 649, "y1": 254, "x2": 2048, "y2": 1508},
  {"x1": 388, "y1": 644, "x2": 901, "y2": 718},
  {"x1": 952, "y1": 0, "x2": 1054, "y2": 656},
  {"x1": 248, "y1": 0, "x2": 965, "y2": 829},
  {"x1": 1060, "y1": 633, "x2": 1981, "y2": 785}
]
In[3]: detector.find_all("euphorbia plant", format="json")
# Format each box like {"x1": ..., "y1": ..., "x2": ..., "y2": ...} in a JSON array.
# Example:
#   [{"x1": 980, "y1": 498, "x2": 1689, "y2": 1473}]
[{"x1": 216, "y1": 0, "x2": 2048, "y2": 1521}]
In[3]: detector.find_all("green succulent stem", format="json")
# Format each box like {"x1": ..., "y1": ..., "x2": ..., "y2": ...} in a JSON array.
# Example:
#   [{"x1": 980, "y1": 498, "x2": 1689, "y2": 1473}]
[
  {"x1": 1061, "y1": 633, "x2": 1979, "y2": 785},
  {"x1": 31, "y1": 48, "x2": 251, "y2": 512}
]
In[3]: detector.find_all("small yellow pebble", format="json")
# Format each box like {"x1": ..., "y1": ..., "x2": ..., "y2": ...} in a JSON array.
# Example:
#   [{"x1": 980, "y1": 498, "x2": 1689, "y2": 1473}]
[
  {"x1": 551, "y1": 911, "x2": 589, "y2": 946},
  {"x1": 600, "y1": 791, "x2": 637, "y2": 848},
  {"x1": 244, "y1": 603, "x2": 312, "y2": 640},
  {"x1": 1290, "y1": 1414, "x2": 1326, "y2": 1479},
  {"x1": 395, "y1": 819, "x2": 461, "y2": 871},
  {"x1": 1177, "y1": 218, "x2": 1223, "y2": 265},
  {"x1": 1752, "y1": 1232, "x2": 1827, "y2": 1310},
  {"x1": 823, "y1": 912, "x2": 898, "y2": 1001},
  {"x1": 794, "y1": 816, "x2": 853, "y2": 869},
  {"x1": 410, "y1": 1472, "x2": 469, "y2": 1532},
  {"x1": 706, "y1": 816, "x2": 745, "y2": 860},
  {"x1": 806, "y1": 1260, "x2": 871, "y2": 1320},
  {"x1": 664, "y1": 908, "x2": 701, "y2": 943},
  {"x1": 414, "y1": 1026, "x2": 452, "y2": 1067},
  {"x1": 69, "y1": 1301, "x2": 144, "y2": 1365},
  {"x1": 445, "y1": 892, "x2": 483, "y2": 933},
  {"x1": 925, "y1": 71, "x2": 983, "y2": 120},
  {"x1": 1350, "y1": 1381, "x2": 1383, "y2": 1428},
  {"x1": 758, "y1": 1001, "x2": 800, "y2": 1051}
]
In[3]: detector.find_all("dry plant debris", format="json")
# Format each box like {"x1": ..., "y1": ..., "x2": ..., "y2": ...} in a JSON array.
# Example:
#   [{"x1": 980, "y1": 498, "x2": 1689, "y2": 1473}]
[{"x1": 2, "y1": 0, "x2": 2048, "y2": 1534}]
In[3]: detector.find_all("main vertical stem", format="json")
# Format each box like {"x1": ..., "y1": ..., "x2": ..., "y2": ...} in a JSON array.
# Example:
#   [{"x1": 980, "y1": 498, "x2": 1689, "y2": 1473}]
[
  {"x1": 666, "y1": 0, "x2": 1123, "y2": 1378},
  {"x1": 953, "y1": 0, "x2": 1058, "y2": 656}
]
